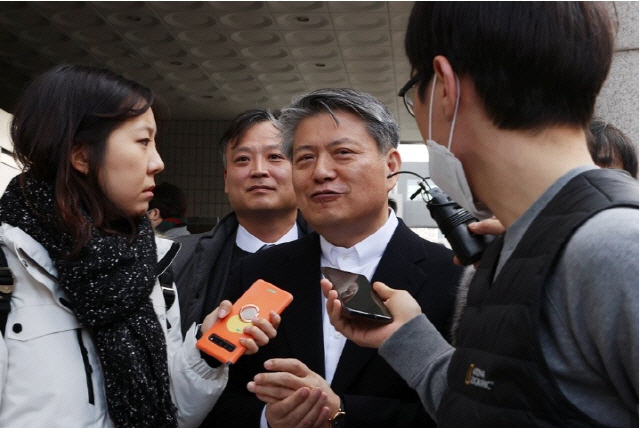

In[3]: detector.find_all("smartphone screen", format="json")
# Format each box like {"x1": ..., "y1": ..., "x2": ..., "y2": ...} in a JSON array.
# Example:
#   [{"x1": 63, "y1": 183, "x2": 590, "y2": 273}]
[{"x1": 321, "y1": 266, "x2": 392, "y2": 323}]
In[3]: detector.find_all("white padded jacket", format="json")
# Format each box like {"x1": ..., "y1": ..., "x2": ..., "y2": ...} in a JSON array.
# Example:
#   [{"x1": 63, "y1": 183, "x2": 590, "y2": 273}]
[{"x1": 0, "y1": 223, "x2": 228, "y2": 428}]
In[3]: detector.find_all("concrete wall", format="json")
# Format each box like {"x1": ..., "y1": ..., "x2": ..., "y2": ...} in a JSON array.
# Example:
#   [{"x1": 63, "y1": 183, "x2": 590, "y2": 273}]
[{"x1": 596, "y1": 1, "x2": 639, "y2": 144}]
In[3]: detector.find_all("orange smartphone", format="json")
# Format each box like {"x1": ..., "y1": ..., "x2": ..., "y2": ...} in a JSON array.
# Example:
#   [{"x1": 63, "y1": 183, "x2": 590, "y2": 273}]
[{"x1": 196, "y1": 279, "x2": 293, "y2": 365}]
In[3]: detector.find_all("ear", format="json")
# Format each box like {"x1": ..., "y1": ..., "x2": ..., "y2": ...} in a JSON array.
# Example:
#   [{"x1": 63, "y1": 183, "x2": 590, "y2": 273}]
[
  {"x1": 433, "y1": 55, "x2": 459, "y2": 121},
  {"x1": 147, "y1": 207, "x2": 160, "y2": 221},
  {"x1": 223, "y1": 169, "x2": 229, "y2": 194},
  {"x1": 385, "y1": 148, "x2": 402, "y2": 190},
  {"x1": 70, "y1": 144, "x2": 89, "y2": 175},
  {"x1": 147, "y1": 208, "x2": 162, "y2": 227}
]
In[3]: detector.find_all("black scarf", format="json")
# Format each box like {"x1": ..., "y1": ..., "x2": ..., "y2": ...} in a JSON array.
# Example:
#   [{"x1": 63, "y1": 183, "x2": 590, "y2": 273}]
[{"x1": 0, "y1": 175, "x2": 178, "y2": 428}]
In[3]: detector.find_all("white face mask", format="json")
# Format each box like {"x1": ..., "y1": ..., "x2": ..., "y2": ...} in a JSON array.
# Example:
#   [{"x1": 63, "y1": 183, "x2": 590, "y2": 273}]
[{"x1": 425, "y1": 76, "x2": 493, "y2": 220}]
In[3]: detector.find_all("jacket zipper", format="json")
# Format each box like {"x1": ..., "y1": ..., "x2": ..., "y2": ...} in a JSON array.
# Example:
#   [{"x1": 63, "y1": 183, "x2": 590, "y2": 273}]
[{"x1": 76, "y1": 329, "x2": 95, "y2": 405}]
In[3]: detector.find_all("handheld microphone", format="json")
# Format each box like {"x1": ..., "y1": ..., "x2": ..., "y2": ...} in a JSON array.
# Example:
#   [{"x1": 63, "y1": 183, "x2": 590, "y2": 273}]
[
  {"x1": 389, "y1": 171, "x2": 494, "y2": 265},
  {"x1": 424, "y1": 187, "x2": 494, "y2": 265}
]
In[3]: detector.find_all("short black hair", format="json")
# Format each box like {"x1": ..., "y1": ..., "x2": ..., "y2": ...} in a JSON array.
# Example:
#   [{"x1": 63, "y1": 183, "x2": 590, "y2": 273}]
[
  {"x1": 405, "y1": 2, "x2": 614, "y2": 131},
  {"x1": 588, "y1": 118, "x2": 638, "y2": 179},
  {"x1": 388, "y1": 198, "x2": 398, "y2": 213},
  {"x1": 219, "y1": 109, "x2": 280, "y2": 167},
  {"x1": 149, "y1": 182, "x2": 188, "y2": 218}
]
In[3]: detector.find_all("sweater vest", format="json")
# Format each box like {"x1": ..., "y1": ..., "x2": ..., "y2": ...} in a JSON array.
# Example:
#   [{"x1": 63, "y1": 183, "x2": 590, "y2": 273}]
[{"x1": 437, "y1": 169, "x2": 638, "y2": 427}]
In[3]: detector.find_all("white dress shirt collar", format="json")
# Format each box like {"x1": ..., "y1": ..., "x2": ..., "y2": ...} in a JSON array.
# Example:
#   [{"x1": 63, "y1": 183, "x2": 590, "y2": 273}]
[
  {"x1": 319, "y1": 209, "x2": 399, "y2": 387},
  {"x1": 235, "y1": 223, "x2": 299, "y2": 253},
  {"x1": 319, "y1": 209, "x2": 399, "y2": 278}
]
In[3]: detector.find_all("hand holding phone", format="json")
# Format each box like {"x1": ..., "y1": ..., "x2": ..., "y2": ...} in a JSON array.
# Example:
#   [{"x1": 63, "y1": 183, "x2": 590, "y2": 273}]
[
  {"x1": 197, "y1": 279, "x2": 293, "y2": 365},
  {"x1": 321, "y1": 279, "x2": 420, "y2": 349},
  {"x1": 321, "y1": 266, "x2": 392, "y2": 324}
]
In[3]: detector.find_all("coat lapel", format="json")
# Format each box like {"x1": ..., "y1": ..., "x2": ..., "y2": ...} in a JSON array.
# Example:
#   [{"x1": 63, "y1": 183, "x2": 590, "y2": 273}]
[{"x1": 371, "y1": 221, "x2": 431, "y2": 298}]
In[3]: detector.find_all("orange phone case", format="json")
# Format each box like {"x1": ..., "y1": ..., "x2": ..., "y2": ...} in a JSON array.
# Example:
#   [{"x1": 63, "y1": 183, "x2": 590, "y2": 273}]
[{"x1": 196, "y1": 279, "x2": 293, "y2": 365}]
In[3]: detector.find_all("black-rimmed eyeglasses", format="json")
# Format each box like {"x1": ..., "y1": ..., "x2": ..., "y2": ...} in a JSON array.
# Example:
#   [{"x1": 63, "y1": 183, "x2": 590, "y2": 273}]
[{"x1": 398, "y1": 74, "x2": 421, "y2": 117}]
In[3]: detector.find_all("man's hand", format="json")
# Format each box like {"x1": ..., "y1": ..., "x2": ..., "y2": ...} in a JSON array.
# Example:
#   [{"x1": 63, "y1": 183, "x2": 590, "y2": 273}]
[
  {"x1": 453, "y1": 216, "x2": 506, "y2": 266},
  {"x1": 200, "y1": 301, "x2": 281, "y2": 355},
  {"x1": 262, "y1": 387, "x2": 332, "y2": 428},
  {"x1": 321, "y1": 279, "x2": 422, "y2": 349},
  {"x1": 248, "y1": 358, "x2": 337, "y2": 428},
  {"x1": 467, "y1": 216, "x2": 505, "y2": 236}
]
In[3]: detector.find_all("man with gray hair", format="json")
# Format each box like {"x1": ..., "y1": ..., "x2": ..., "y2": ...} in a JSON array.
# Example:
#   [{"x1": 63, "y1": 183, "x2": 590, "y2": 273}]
[{"x1": 206, "y1": 88, "x2": 462, "y2": 428}]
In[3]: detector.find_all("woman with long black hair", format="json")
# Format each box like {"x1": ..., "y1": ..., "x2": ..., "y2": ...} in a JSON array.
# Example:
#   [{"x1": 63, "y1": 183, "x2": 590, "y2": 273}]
[{"x1": 0, "y1": 64, "x2": 279, "y2": 428}]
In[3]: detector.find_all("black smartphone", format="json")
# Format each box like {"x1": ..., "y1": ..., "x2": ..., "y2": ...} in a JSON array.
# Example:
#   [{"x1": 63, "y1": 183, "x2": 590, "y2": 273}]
[{"x1": 321, "y1": 266, "x2": 392, "y2": 324}]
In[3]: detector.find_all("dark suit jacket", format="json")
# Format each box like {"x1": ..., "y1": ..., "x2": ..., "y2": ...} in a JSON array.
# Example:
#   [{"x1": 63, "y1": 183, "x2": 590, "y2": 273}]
[
  {"x1": 173, "y1": 211, "x2": 311, "y2": 337},
  {"x1": 203, "y1": 219, "x2": 462, "y2": 428}
]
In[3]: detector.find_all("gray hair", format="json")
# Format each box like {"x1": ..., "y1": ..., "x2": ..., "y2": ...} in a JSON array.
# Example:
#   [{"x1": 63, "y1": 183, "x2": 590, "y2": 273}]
[{"x1": 278, "y1": 88, "x2": 400, "y2": 160}]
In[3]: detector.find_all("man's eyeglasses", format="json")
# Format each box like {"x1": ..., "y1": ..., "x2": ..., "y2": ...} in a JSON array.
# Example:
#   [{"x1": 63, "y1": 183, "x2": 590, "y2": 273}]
[{"x1": 398, "y1": 74, "x2": 421, "y2": 117}]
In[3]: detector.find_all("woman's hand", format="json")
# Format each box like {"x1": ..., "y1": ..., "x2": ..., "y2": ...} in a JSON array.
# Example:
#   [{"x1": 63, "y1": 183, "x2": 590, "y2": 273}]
[{"x1": 200, "y1": 300, "x2": 281, "y2": 354}]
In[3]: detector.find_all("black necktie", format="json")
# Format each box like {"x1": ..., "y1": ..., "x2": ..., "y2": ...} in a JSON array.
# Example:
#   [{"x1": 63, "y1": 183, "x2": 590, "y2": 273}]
[{"x1": 258, "y1": 243, "x2": 275, "y2": 252}]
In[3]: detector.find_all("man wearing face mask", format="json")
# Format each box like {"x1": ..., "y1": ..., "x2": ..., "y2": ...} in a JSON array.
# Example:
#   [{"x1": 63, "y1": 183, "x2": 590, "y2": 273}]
[{"x1": 323, "y1": 3, "x2": 639, "y2": 428}]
